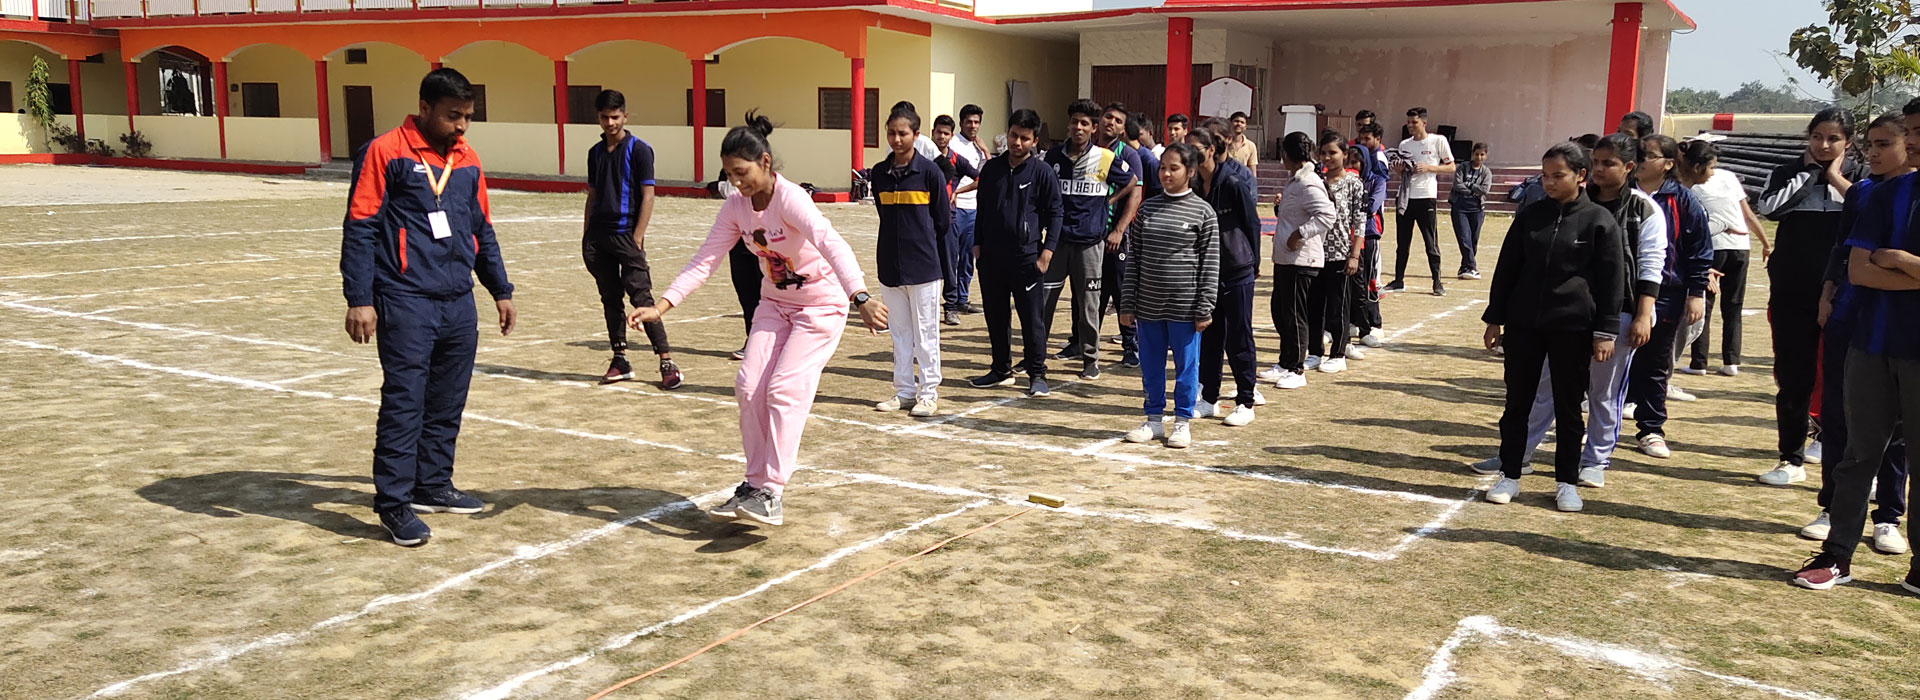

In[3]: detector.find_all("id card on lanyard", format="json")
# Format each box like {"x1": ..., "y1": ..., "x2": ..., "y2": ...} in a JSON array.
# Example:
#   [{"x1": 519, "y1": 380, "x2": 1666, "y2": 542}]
[{"x1": 421, "y1": 150, "x2": 459, "y2": 239}]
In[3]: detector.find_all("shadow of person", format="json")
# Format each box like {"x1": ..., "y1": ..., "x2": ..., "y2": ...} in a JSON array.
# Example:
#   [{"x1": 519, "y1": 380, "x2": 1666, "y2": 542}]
[
  {"x1": 474, "y1": 362, "x2": 604, "y2": 385},
  {"x1": 470, "y1": 486, "x2": 768, "y2": 552},
  {"x1": 136, "y1": 470, "x2": 383, "y2": 540}
]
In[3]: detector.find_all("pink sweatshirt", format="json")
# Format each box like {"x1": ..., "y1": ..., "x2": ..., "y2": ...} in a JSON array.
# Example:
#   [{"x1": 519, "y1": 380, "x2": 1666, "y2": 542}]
[{"x1": 663, "y1": 174, "x2": 869, "y2": 309}]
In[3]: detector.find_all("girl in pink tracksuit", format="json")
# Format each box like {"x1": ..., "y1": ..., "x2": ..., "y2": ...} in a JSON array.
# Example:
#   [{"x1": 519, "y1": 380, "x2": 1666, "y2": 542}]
[{"x1": 630, "y1": 113, "x2": 889, "y2": 527}]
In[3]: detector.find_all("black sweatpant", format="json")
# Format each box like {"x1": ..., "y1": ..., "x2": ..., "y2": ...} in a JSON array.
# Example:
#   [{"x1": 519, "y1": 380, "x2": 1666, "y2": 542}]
[
  {"x1": 1308, "y1": 260, "x2": 1351, "y2": 359},
  {"x1": 1350, "y1": 237, "x2": 1382, "y2": 334},
  {"x1": 1771, "y1": 302, "x2": 1822, "y2": 465},
  {"x1": 1816, "y1": 318, "x2": 1909, "y2": 523},
  {"x1": 1394, "y1": 198, "x2": 1442, "y2": 286},
  {"x1": 1099, "y1": 248, "x2": 1137, "y2": 354},
  {"x1": 979, "y1": 259, "x2": 1049, "y2": 380},
  {"x1": 1270, "y1": 265, "x2": 1318, "y2": 373},
  {"x1": 1821, "y1": 349, "x2": 1920, "y2": 563},
  {"x1": 1500, "y1": 327, "x2": 1593, "y2": 483},
  {"x1": 1628, "y1": 311, "x2": 1682, "y2": 439},
  {"x1": 728, "y1": 240, "x2": 762, "y2": 339},
  {"x1": 1690, "y1": 249, "x2": 1748, "y2": 368},
  {"x1": 583, "y1": 233, "x2": 670, "y2": 355},
  {"x1": 1200, "y1": 279, "x2": 1258, "y2": 407}
]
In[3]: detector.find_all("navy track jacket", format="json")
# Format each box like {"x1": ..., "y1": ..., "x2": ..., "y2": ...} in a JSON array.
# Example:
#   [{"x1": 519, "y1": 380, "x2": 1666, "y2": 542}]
[{"x1": 341, "y1": 117, "x2": 513, "y2": 308}]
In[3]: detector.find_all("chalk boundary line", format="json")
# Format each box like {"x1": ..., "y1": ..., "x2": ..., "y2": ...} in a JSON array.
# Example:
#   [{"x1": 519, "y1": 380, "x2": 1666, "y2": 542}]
[{"x1": 1405, "y1": 615, "x2": 1838, "y2": 700}]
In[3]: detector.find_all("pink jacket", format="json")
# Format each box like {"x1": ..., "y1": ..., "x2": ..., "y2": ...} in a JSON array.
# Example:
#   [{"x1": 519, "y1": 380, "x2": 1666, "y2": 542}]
[{"x1": 663, "y1": 174, "x2": 869, "y2": 309}]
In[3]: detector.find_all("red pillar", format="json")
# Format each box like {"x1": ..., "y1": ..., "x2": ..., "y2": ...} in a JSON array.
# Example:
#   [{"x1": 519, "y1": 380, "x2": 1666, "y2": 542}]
[
  {"x1": 123, "y1": 60, "x2": 139, "y2": 133},
  {"x1": 315, "y1": 60, "x2": 332, "y2": 163},
  {"x1": 1604, "y1": 1, "x2": 1644, "y2": 130},
  {"x1": 553, "y1": 59, "x2": 568, "y2": 175},
  {"x1": 430, "y1": 61, "x2": 442, "y2": 71},
  {"x1": 66, "y1": 59, "x2": 85, "y2": 143},
  {"x1": 213, "y1": 61, "x2": 228, "y2": 159},
  {"x1": 691, "y1": 56, "x2": 707, "y2": 182},
  {"x1": 1165, "y1": 17, "x2": 1193, "y2": 124},
  {"x1": 849, "y1": 56, "x2": 865, "y2": 174}
]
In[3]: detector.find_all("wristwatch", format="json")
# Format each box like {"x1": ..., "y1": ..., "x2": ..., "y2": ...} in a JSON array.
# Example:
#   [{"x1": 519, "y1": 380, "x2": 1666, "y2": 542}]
[{"x1": 851, "y1": 291, "x2": 872, "y2": 306}]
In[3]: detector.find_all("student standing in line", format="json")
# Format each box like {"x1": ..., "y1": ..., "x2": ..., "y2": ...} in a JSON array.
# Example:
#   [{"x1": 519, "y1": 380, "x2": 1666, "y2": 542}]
[
  {"x1": 869, "y1": 108, "x2": 952, "y2": 417},
  {"x1": 1388, "y1": 107, "x2": 1453, "y2": 296},
  {"x1": 968, "y1": 109, "x2": 1065, "y2": 396},
  {"x1": 1307, "y1": 130, "x2": 1366, "y2": 375},
  {"x1": 1349, "y1": 121, "x2": 1390, "y2": 353},
  {"x1": 341, "y1": 68, "x2": 516, "y2": 547},
  {"x1": 1798, "y1": 111, "x2": 1911, "y2": 554},
  {"x1": 1163, "y1": 114, "x2": 1189, "y2": 160},
  {"x1": 581, "y1": 90, "x2": 682, "y2": 389},
  {"x1": 1449, "y1": 142, "x2": 1492, "y2": 280},
  {"x1": 1044, "y1": 99, "x2": 1142, "y2": 382},
  {"x1": 630, "y1": 113, "x2": 889, "y2": 528},
  {"x1": 1268, "y1": 131, "x2": 1335, "y2": 390},
  {"x1": 1119, "y1": 142, "x2": 1220, "y2": 450},
  {"x1": 1137, "y1": 116, "x2": 1160, "y2": 161},
  {"x1": 1678, "y1": 141, "x2": 1770, "y2": 379},
  {"x1": 1618, "y1": 111, "x2": 1656, "y2": 140},
  {"x1": 1085, "y1": 103, "x2": 1148, "y2": 368},
  {"x1": 932, "y1": 114, "x2": 982, "y2": 327},
  {"x1": 1481, "y1": 142, "x2": 1626, "y2": 511},
  {"x1": 1792, "y1": 100, "x2": 1920, "y2": 594},
  {"x1": 1625, "y1": 134, "x2": 1713, "y2": 460},
  {"x1": 1188, "y1": 121, "x2": 1264, "y2": 426},
  {"x1": 1756, "y1": 108, "x2": 1868, "y2": 487},
  {"x1": 1227, "y1": 112, "x2": 1260, "y2": 170},
  {"x1": 1472, "y1": 134, "x2": 1664, "y2": 495},
  {"x1": 890, "y1": 100, "x2": 943, "y2": 162}
]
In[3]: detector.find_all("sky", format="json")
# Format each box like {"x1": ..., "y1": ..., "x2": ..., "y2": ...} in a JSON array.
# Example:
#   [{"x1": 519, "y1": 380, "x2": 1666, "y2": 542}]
[{"x1": 1666, "y1": 0, "x2": 1827, "y2": 94}]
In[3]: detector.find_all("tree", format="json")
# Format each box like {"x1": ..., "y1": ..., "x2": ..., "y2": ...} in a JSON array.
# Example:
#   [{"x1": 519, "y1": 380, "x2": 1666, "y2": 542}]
[
  {"x1": 1666, "y1": 82, "x2": 1831, "y2": 114},
  {"x1": 1787, "y1": 0, "x2": 1920, "y2": 117},
  {"x1": 25, "y1": 56, "x2": 55, "y2": 137}
]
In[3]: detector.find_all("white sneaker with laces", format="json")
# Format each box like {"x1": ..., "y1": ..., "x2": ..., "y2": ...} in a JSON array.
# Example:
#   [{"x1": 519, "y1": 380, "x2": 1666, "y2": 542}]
[
  {"x1": 874, "y1": 396, "x2": 907, "y2": 412},
  {"x1": 1275, "y1": 370, "x2": 1307, "y2": 390},
  {"x1": 1223, "y1": 404, "x2": 1255, "y2": 427},
  {"x1": 1345, "y1": 345, "x2": 1367, "y2": 360},
  {"x1": 1800, "y1": 511, "x2": 1831, "y2": 540},
  {"x1": 1676, "y1": 366, "x2": 1706, "y2": 376},
  {"x1": 1639, "y1": 434, "x2": 1671, "y2": 459},
  {"x1": 1622, "y1": 403, "x2": 1636, "y2": 421},
  {"x1": 1123, "y1": 419, "x2": 1166, "y2": 444},
  {"x1": 1259, "y1": 364, "x2": 1284, "y2": 381},
  {"x1": 1668, "y1": 385, "x2": 1698, "y2": 402},
  {"x1": 1577, "y1": 466, "x2": 1606, "y2": 488},
  {"x1": 1252, "y1": 389, "x2": 1268, "y2": 406},
  {"x1": 1191, "y1": 401, "x2": 1218, "y2": 419},
  {"x1": 1305, "y1": 356, "x2": 1324, "y2": 371},
  {"x1": 1757, "y1": 461, "x2": 1808, "y2": 485},
  {"x1": 1806, "y1": 441, "x2": 1823, "y2": 465},
  {"x1": 1717, "y1": 364, "x2": 1740, "y2": 377},
  {"x1": 1873, "y1": 523, "x2": 1909, "y2": 554},
  {"x1": 1360, "y1": 331, "x2": 1384, "y2": 348},
  {"x1": 1166, "y1": 420, "x2": 1192, "y2": 449},
  {"x1": 1484, "y1": 478, "x2": 1520, "y2": 504},
  {"x1": 909, "y1": 398, "x2": 938, "y2": 417},
  {"x1": 1556, "y1": 483, "x2": 1584, "y2": 512},
  {"x1": 1319, "y1": 358, "x2": 1348, "y2": 374}
]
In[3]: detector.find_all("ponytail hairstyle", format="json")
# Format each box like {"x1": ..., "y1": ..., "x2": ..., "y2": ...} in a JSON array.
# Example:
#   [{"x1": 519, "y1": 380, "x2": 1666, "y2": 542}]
[
  {"x1": 1673, "y1": 137, "x2": 1715, "y2": 184},
  {"x1": 722, "y1": 110, "x2": 777, "y2": 164},
  {"x1": 1544, "y1": 141, "x2": 1591, "y2": 176},
  {"x1": 1281, "y1": 131, "x2": 1316, "y2": 165}
]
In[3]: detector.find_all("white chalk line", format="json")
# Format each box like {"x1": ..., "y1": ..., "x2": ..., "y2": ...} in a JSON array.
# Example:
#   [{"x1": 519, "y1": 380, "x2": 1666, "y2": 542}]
[
  {"x1": 0, "y1": 300, "x2": 362, "y2": 360},
  {"x1": 1383, "y1": 299, "x2": 1487, "y2": 344},
  {"x1": 271, "y1": 368, "x2": 358, "y2": 386},
  {"x1": 459, "y1": 499, "x2": 994, "y2": 700},
  {"x1": 0, "y1": 254, "x2": 309, "y2": 281},
  {"x1": 1406, "y1": 615, "x2": 1838, "y2": 700}
]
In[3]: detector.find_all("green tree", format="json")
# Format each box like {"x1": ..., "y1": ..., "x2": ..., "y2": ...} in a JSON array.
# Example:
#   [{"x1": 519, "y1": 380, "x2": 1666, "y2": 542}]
[
  {"x1": 25, "y1": 56, "x2": 55, "y2": 136},
  {"x1": 1666, "y1": 82, "x2": 1831, "y2": 114},
  {"x1": 1787, "y1": 0, "x2": 1920, "y2": 117}
]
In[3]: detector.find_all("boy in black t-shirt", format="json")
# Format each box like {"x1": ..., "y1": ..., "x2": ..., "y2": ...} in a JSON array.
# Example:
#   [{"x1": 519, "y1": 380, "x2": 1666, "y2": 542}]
[{"x1": 583, "y1": 90, "x2": 682, "y2": 389}]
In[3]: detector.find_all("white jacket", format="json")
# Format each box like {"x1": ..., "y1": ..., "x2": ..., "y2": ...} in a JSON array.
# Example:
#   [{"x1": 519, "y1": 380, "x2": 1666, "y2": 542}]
[{"x1": 1272, "y1": 165, "x2": 1336, "y2": 269}]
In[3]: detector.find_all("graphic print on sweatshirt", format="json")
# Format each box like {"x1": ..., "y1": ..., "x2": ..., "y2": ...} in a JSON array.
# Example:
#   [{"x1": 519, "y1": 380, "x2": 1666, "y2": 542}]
[
  {"x1": 1049, "y1": 144, "x2": 1135, "y2": 243},
  {"x1": 751, "y1": 227, "x2": 809, "y2": 290}
]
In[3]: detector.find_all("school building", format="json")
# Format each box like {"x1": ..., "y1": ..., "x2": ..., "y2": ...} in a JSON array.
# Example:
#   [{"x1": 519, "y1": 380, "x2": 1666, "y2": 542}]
[{"x1": 0, "y1": 0, "x2": 1691, "y2": 191}]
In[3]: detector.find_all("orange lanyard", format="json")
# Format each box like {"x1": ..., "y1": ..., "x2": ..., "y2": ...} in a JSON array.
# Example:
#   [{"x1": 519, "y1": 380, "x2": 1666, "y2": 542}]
[{"x1": 416, "y1": 148, "x2": 459, "y2": 207}]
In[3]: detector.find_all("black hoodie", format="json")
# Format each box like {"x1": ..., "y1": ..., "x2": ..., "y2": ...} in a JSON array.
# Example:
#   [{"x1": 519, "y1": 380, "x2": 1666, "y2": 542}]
[{"x1": 1483, "y1": 192, "x2": 1628, "y2": 338}]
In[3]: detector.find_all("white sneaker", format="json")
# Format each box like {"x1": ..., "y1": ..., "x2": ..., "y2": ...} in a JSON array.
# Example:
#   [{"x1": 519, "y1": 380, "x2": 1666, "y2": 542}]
[
  {"x1": 1757, "y1": 461, "x2": 1808, "y2": 485},
  {"x1": 1556, "y1": 483, "x2": 1584, "y2": 512},
  {"x1": 1165, "y1": 420, "x2": 1192, "y2": 449},
  {"x1": 1717, "y1": 364, "x2": 1740, "y2": 377},
  {"x1": 1676, "y1": 366, "x2": 1707, "y2": 376},
  {"x1": 1577, "y1": 466, "x2": 1606, "y2": 488},
  {"x1": 1191, "y1": 401, "x2": 1218, "y2": 419},
  {"x1": 1251, "y1": 389, "x2": 1268, "y2": 406},
  {"x1": 1223, "y1": 404, "x2": 1255, "y2": 427},
  {"x1": 1622, "y1": 403, "x2": 1637, "y2": 421},
  {"x1": 1873, "y1": 523, "x2": 1909, "y2": 554},
  {"x1": 1668, "y1": 385, "x2": 1698, "y2": 402},
  {"x1": 1319, "y1": 358, "x2": 1348, "y2": 374},
  {"x1": 1348, "y1": 324, "x2": 1361, "y2": 339},
  {"x1": 909, "y1": 398, "x2": 938, "y2": 417},
  {"x1": 1805, "y1": 441, "x2": 1823, "y2": 465},
  {"x1": 875, "y1": 396, "x2": 907, "y2": 412},
  {"x1": 1800, "y1": 512, "x2": 1832, "y2": 540},
  {"x1": 1305, "y1": 356, "x2": 1324, "y2": 371},
  {"x1": 1639, "y1": 434, "x2": 1671, "y2": 459},
  {"x1": 1123, "y1": 419, "x2": 1166, "y2": 444},
  {"x1": 1345, "y1": 345, "x2": 1367, "y2": 360},
  {"x1": 1871, "y1": 477, "x2": 1879, "y2": 502},
  {"x1": 1360, "y1": 331, "x2": 1384, "y2": 348},
  {"x1": 1484, "y1": 478, "x2": 1520, "y2": 504},
  {"x1": 1274, "y1": 370, "x2": 1307, "y2": 390},
  {"x1": 1259, "y1": 364, "x2": 1284, "y2": 381}
]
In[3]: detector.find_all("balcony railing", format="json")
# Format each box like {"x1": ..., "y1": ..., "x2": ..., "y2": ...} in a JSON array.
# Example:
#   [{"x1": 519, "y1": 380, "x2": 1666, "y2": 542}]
[
  {"x1": 7, "y1": 0, "x2": 973, "y2": 21},
  {"x1": 1, "y1": 0, "x2": 93, "y2": 21}
]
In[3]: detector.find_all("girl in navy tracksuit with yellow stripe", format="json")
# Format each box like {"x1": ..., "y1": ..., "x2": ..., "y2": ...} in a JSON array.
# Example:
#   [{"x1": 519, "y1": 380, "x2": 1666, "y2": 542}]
[
  {"x1": 340, "y1": 69, "x2": 515, "y2": 547},
  {"x1": 868, "y1": 108, "x2": 952, "y2": 416}
]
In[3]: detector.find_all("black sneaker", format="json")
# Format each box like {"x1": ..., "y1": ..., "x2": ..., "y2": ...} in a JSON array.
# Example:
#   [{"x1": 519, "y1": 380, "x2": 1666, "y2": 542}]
[
  {"x1": 708, "y1": 482, "x2": 754, "y2": 523},
  {"x1": 1079, "y1": 363, "x2": 1101, "y2": 381},
  {"x1": 942, "y1": 309, "x2": 961, "y2": 326},
  {"x1": 660, "y1": 358, "x2": 685, "y2": 390},
  {"x1": 736, "y1": 487, "x2": 783, "y2": 526},
  {"x1": 962, "y1": 303, "x2": 981, "y2": 314},
  {"x1": 969, "y1": 371, "x2": 1016, "y2": 388},
  {"x1": 1121, "y1": 349, "x2": 1140, "y2": 368},
  {"x1": 601, "y1": 356, "x2": 634, "y2": 384},
  {"x1": 410, "y1": 488, "x2": 484, "y2": 514},
  {"x1": 1052, "y1": 345, "x2": 1080, "y2": 360},
  {"x1": 1432, "y1": 284, "x2": 1447, "y2": 297},
  {"x1": 1904, "y1": 565, "x2": 1920, "y2": 597},
  {"x1": 1028, "y1": 378, "x2": 1052, "y2": 397},
  {"x1": 379, "y1": 508, "x2": 431, "y2": 547},
  {"x1": 1382, "y1": 280, "x2": 1406, "y2": 293}
]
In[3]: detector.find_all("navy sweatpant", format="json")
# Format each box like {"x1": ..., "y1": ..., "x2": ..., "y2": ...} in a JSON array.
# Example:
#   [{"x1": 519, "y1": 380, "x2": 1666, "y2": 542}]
[
  {"x1": 372, "y1": 292, "x2": 478, "y2": 513},
  {"x1": 1818, "y1": 316, "x2": 1908, "y2": 523}
]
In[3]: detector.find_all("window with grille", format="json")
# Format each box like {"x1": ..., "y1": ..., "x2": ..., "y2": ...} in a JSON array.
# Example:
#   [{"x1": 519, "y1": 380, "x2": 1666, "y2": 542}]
[{"x1": 819, "y1": 87, "x2": 880, "y2": 148}]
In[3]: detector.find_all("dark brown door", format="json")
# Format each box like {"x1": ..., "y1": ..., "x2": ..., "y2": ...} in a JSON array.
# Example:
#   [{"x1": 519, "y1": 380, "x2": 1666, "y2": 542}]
[
  {"x1": 567, "y1": 85, "x2": 602, "y2": 125},
  {"x1": 344, "y1": 86, "x2": 375, "y2": 156},
  {"x1": 1090, "y1": 64, "x2": 1211, "y2": 126},
  {"x1": 685, "y1": 88, "x2": 725, "y2": 127},
  {"x1": 240, "y1": 83, "x2": 280, "y2": 118}
]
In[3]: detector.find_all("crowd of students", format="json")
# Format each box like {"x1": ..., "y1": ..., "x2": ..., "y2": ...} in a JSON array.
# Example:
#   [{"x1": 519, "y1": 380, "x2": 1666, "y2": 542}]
[{"x1": 340, "y1": 68, "x2": 1916, "y2": 598}]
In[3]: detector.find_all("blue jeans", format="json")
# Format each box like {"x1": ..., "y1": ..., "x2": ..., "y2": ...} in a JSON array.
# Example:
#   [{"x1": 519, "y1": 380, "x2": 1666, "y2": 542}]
[
  {"x1": 1137, "y1": 319, "x2": 1201, "y2": 418},
  {"x1": 944, "y1": 208, "x2": 978, "y2": 310}
]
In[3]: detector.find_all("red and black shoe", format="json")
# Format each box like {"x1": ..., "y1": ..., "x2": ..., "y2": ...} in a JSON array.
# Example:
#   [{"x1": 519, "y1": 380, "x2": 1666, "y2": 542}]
[
  {"x1": 659, "y1": 358, "x2": 685, "y2": 390},
  {"x1": 1792, "y1": 552, "x2": 1852, "y2": 590},
  {"x1": 600, "y1": 356, "x2": 634, "y2": 385}
]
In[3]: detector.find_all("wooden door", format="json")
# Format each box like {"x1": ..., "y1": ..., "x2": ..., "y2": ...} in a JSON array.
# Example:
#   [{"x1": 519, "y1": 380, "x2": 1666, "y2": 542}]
[{"x1": 344, "y1": 86, "x2": 374, "y2": 156}]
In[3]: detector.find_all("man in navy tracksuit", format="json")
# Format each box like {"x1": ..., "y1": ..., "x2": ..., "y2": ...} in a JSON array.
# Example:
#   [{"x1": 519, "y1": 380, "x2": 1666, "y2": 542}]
[
  {"x1": 341, "y1": 68, "x2": 516, "y2": 547},
  {"x1": 968, "y1": 108, "x2": 1064, "y2": 396}
]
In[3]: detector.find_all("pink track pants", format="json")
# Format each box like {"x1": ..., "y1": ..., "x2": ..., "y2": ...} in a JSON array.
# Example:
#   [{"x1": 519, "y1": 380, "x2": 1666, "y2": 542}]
[{"x1": 736, "y1": 299, "x2": 849, "y2": 494}]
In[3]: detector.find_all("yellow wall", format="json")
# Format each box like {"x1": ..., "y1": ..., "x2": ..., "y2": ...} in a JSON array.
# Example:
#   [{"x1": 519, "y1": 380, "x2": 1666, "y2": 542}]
[
  {"x1": 132, "y1": 114, "x2": 221, "y2": 159},
  {"x1": 80, "y1": 53, "x2": 130, "y2": 116},
  {"x1": 444, "y1": 41, "x2": 552, "y2": 125},
  {"x1": 2, "y1": 42, "x2": 58, "y2": 109},
  {"x1": 326, "y1": 43, "x2": 429, "y2": 160},
  {"x1": 1663, "y1": 113, "x2": 1813, "y2": 138},
  {"x1": 696, "y1": 125, "x2": 880, "y2": 188},
  {"x1": 867, "y1": 27, "x2": 930, "y2": 127},
  {"x1": 463, "y1": 121, "x2": 558, "y2": 175},
  {"x1": 567, "y1": 42, "x2": 691, "y2": 128},
  {"x1": 709, "y1": 37, "x2": 845, "y2": 130},
  {"x1": 228, "y1": 46, "x2": 317, "y2": 118},
  {"x1": 84, "y1": 113, "x2": 131, "y2": 153},
  {"x1": 227, "y1": 116, "x2": 320, "y2": 162},
  {"x1": 1, "y1": 113, "x2": 49, "y2": 155},
  {"x1": 929, "y1": 24, "x2": 1077, "y2": 141},
  {"x1": 562, "y1": 124, "x2": 696, "y2": 182}
]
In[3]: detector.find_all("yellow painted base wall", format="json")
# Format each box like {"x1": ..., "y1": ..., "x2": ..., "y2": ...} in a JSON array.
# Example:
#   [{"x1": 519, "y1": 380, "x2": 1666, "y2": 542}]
[
  {"x1": 134, "y1": 115, "x2": 221, "y2": 159},
  {"x1": 1, "y1": 113, "x2": 50, "y2": 155},
  {"x1": 697, "y1": 125, "x2": 885, "y2": 189},
  {"x1": 229, "y1": 47, "x2": 318, "y2": 118},
  {"x1": 85, "y1": 113, "x2": 132, "y2": 153},
  {"x1": 227, "y1": 116, "x2": 320, "y2": 162},
  {"x1": 1663, "y1": 113, "x2": 1813, "y2": 138},
  {"x1": 446, "y1": 41, "x2": 552, "y2": 125},
  {"x1": 464, "y1": 121, "x2": 559, "y2": 175},
  {"x1": 562, "y1": 124, "x2": 697, "y2": 182},
  {"x1": 929, "y1": 24, "x2": 1078, "y2": 142},
  {"x1": 327, "y1": 44, "x2": 430, "y2": 160},
  {"x1": 567, "y1": 42, "x2": 691, "y2": 129}
]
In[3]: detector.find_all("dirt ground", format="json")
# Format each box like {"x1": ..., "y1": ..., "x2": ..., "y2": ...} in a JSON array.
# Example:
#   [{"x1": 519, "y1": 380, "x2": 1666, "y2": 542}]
[{"x1": 0, "y1": 163, "x2": 1914, "y2": 700}]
